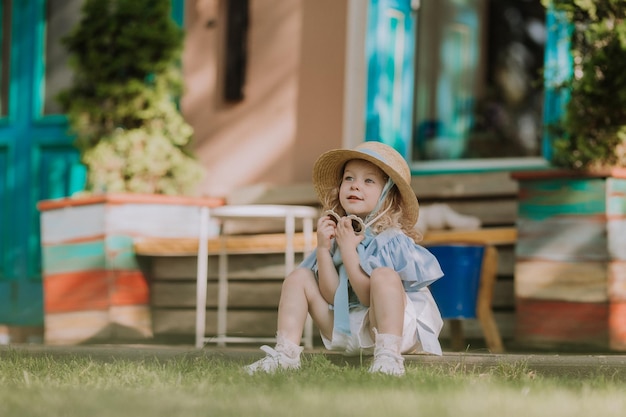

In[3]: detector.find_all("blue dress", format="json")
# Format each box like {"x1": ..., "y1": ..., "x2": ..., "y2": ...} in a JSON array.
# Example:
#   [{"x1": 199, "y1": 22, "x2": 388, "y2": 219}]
[{"x1": 300, "y1": 227, "x2": 444, "y2": 355}]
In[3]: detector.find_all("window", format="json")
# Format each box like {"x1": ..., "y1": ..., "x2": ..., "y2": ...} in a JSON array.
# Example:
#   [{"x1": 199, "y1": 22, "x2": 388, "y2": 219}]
[{"x1": 411, "y1": 0, "x2": 547, "y2": 171}]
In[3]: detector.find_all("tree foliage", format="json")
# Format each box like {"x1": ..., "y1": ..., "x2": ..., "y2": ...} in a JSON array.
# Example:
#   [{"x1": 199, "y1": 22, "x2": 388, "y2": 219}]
[
  {"x1": 58, "y1": 0, "x2": 203, "y2": 194},
  {"x1": 543, "y1": 0, "x2": 626, "y2": 170}
]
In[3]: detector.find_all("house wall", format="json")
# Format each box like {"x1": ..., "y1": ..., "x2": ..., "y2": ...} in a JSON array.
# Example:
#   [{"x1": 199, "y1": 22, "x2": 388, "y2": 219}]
[
  {"x1": 293, "y1": 0, "x2": 349, "y2": 182},
  {"x1": 182, "y1": 0, "x2": 350, "y2": 198},
  {"x1": 182, "y1": 0, "x2": 300, "y2": 198}
]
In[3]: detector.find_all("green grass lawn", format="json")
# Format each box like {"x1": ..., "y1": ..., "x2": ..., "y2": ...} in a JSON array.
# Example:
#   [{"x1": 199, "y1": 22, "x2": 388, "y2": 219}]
[{"x1": 1, "y1": 349, "x2": 625, "y2": 417}]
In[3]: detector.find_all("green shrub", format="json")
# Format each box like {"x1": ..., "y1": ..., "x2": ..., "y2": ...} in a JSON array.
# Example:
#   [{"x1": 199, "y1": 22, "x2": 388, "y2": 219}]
[
  {"x1": 544, "y1": 0, "x2": 626, "y2": 170},
  {"x1": 58, "y1": 0, "x2": 203, "y2": 195}
]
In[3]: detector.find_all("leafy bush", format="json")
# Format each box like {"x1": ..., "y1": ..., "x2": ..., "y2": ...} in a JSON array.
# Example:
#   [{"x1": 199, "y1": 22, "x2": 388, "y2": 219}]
[
  {"x1": 544, "y1": 0, "x2": 626, "y2": 170},
  {"x1": 58, "y1": 0, "x2": 203, "y2": 194}
]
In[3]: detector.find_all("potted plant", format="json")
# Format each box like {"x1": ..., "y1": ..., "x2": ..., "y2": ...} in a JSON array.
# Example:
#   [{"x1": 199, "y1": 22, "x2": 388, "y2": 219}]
[
  {"x1": 38, "y1": 0, "x2": 221, "y2": 345},
  {"x1": 513, "y1": 0, "x2": 626, "y2": 351}
]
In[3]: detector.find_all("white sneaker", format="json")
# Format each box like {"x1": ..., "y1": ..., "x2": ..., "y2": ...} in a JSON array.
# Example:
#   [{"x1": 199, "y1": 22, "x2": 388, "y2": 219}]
[
  {"x1": 244, "y1": 345, "x2": 301, "y2": 375},
  {"x1": 369, "y1": 351, "x2": 405, "y2": 376}
]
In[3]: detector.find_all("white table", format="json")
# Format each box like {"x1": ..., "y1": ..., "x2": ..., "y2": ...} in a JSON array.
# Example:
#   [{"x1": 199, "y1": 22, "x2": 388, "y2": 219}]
[{"x1": 195, "y1": 205, "x2": 318, "y2": 348}]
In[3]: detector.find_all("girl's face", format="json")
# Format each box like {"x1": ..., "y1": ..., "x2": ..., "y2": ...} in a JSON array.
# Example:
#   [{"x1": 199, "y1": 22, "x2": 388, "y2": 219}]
[{"x1": 339, "y1": 159, "x2": 386, "y2": 218}]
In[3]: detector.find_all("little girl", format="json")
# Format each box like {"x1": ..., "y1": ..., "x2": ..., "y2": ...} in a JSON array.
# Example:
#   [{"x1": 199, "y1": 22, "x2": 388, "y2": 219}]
[{"x1": 245, "y1": 141, "x2": 444, "y2": 376}]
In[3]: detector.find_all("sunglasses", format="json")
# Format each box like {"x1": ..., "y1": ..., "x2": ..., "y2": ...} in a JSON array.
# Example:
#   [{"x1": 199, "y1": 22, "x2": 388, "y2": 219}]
[{"x1": 323, "y1": 210, "x2": 366, "y2": 235}]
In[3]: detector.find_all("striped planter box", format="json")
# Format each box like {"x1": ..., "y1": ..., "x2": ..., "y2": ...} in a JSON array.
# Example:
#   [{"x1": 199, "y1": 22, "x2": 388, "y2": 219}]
[
  {"x1": 38, "y1": 193, "x2": 222, "y2": 345},
  {"x1": 513, "y1": 169, "x2": 626, "y2": 351}
]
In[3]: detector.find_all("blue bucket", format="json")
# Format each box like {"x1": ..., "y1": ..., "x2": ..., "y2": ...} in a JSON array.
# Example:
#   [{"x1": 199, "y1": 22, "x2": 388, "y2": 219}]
[{"x1": 427, "y1": 244, "x2": 485, "y2": 319}]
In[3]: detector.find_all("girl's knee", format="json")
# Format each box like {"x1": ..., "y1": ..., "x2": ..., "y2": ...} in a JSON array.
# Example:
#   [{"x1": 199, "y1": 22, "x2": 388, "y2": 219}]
[
  {"x1": 282, "y1": 268, "x2": 315, "y2": 289},
  {"x1": 370, "y1": 268, "x2": 405, "y2": 303},
  {"x1": 370, "y1": 267, "x2": 401, "y2": 288}
]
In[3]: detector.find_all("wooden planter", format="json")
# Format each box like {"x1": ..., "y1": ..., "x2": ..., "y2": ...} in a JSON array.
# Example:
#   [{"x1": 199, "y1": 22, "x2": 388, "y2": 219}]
[
  {"x1": 513, "y1": 169, "x2": 626, "y2": 351},
  {"x1": 38, "y1": 193, "x2": 223, "y2": 345}
]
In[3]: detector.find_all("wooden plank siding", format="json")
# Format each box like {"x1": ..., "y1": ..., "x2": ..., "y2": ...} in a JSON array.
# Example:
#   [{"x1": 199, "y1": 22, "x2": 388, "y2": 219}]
[
  {"x1": 513, "y1": 173, "x2": 626, "y2": 351},
  {"x1": 138, "y1": 172, "x2": 520, "y2": 348},
  {"x1": 38, "y1": 194, "x2": 223, "y2": 345},
  {"x1": 142, "y1": 253, "x2": 299, "y2": 341},
  {"x1": 40, "y1": 202, "x2": 152, "y2": 345}
]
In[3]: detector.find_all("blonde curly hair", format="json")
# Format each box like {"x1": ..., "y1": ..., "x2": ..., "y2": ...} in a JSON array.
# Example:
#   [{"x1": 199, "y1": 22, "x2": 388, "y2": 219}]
[{"x1": 319, "y1": 177, "x2": 422, "y2": 243}]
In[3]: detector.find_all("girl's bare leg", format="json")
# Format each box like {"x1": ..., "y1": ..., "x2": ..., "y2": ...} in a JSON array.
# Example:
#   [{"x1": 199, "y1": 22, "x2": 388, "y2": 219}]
[
  {"x1": 245, "y1": 268, "x2": 334, "y2": 374},
  {"x1": 367, "y1": 267, "x2": 407, "y2": 376},
  {"x1": 368, "y1": 267, "x2": 406, "y2": 337},
  {"x1": 276, "y1": 268, "x2": 335, "y2": 345}
]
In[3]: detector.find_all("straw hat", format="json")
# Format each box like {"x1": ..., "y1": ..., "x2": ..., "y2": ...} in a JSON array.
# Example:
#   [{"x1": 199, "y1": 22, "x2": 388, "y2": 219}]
[{"x1": 312, "y1": 141, "x2": 419, "y2": 226}]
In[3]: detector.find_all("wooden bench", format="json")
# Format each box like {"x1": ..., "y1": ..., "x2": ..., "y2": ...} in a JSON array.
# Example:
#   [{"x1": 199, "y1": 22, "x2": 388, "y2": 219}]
[
  {"x1": 134, "y1": 227, "x2": 517, "y2": 255},
  {"x1": 134, "y1": 227, "x2": 517, "y2": 346}
]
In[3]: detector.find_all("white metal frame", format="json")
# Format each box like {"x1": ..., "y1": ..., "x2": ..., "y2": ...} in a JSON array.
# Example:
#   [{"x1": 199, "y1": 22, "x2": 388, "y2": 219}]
[{"x1": 195, "y1": 205, "x2": 318, "y2": 349}]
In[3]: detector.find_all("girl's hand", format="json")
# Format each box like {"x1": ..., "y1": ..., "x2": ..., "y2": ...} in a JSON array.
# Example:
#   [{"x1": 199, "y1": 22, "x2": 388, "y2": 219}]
[
  {"x1": 335, "y1": 216, "x2": 364, "y2": 251},
  {"x1": 316, "y1": 214, "x2": 337, "y2": 251}
]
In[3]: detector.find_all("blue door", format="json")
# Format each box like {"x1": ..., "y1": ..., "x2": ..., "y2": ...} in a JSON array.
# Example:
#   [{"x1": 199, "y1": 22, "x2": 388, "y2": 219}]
[
  {"x1": 364, "y1": 0, "x2": 417, "y2": 159},
  {"x1": 0, "y1": 0, "x2": 84, "y2": 326},
  {"x1": 0, "y1": 0, "x2": 185, "y2": 327}
]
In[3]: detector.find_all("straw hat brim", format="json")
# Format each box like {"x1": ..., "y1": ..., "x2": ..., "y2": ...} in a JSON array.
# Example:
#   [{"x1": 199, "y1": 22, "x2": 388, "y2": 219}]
[{"x1": 312, "y1": 148, "x2": 419, "y2": 227}]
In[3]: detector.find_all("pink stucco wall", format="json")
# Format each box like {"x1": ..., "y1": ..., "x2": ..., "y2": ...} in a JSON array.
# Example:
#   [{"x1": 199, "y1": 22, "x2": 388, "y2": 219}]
[{"x1": 182, "y1": 0, "x2": 348, "y2": 199}]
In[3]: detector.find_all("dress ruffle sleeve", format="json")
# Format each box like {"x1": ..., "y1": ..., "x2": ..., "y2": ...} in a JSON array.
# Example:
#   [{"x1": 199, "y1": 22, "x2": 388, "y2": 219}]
[{"x1": 359, "y1": 229, "x2": 443, "y2": 291}]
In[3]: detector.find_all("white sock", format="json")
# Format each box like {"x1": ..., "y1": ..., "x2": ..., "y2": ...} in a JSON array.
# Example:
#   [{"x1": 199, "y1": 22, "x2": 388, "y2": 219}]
[
  {"x1": 275, "y1": 333, "x2": 304, "y2": 359},
  {"x1": 374, "y1": 332, "x2": 403, "y2": 357}
]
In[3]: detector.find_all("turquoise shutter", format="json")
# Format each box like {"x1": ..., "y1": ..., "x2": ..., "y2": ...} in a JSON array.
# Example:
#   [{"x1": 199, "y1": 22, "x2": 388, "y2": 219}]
[
  {"x1": 364, "y1": 0, "x2": 416, "y2": 158},
  {"x1": 542, "y1": 6, "x2": 572, "y2": 160}
]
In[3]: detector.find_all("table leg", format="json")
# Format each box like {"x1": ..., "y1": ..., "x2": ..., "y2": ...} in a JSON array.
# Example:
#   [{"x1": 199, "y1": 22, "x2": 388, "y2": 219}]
[
  {"x1": 195, "y1": 207, "x2": 210, "y2": 349},
  {"x1": 217, "y1": 234, "x2": 228, "y2": 347},
  {"x1": 284, "y1": 214, "x2": 295, "y2": 274}
]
